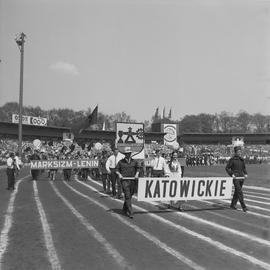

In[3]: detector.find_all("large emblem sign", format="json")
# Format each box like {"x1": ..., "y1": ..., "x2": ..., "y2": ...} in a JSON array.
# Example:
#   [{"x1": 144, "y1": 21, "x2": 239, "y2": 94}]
[
  {"x1": 116, "y1": 122, "x2": 144, "y2": 158},
  {"x1": 163, "y1": 124, "x2": 177, "y2": 145}
]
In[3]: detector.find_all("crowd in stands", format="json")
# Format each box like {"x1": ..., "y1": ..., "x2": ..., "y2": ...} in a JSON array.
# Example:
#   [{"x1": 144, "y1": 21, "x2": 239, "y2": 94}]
[{"x1": 1, "y1": 138, "x2": 270, "y2": 168}]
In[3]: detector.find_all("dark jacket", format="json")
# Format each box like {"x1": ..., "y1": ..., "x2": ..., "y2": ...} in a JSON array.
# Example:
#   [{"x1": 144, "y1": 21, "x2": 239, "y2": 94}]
[{"x1": 226, "y1": 155, "x2": 247, "y2": 177}]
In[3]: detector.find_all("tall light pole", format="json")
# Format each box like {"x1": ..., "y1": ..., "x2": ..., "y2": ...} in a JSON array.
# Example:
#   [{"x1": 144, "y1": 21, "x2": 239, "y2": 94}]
[{"x1": 15, "y1": 32, "x2": 26, "y2": 158}]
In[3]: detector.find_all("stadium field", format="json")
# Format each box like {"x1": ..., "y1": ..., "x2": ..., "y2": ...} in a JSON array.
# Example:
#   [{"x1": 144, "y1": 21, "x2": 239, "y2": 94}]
[{"x1": 184, "y1": 164, "x2": 270, "y2": 188}]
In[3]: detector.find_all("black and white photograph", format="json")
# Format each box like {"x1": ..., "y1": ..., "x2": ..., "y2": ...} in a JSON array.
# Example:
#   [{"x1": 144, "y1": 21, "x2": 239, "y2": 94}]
[{"x1": 0, "y1": 0, "x2": 269, "y2": 269}]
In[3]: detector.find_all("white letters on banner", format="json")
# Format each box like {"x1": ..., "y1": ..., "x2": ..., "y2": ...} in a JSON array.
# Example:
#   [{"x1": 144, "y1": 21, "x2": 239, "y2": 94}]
[
  {"x1": 137, "y1": 177, "x2": 233, "y2": 201},
  {"x1": 30, "y1": 159, "x2": 99, "y2": 170}
]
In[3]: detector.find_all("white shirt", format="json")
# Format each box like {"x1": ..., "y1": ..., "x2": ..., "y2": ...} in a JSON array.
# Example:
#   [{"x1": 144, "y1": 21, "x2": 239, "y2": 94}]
[
  {"x1": 151, "y1": 156, "x2": 167, "y2": 171},
  {"x1": 14, "y1": 156, "x2": 22, "y2": 170},
  {"x1": 7, "y1": 157, "x2": 14, "y2": 169},
  {"x1": 167, "y1": 160, "x2": 182, "y2": 177},
  {"x1": 106, "y1": 154, "x2": 121, "y2": 173}
]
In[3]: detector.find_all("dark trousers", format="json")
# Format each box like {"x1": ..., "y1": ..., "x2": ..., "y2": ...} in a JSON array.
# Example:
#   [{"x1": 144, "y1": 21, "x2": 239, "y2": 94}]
[
  {"x1": 31, "y1": 170, "x2": 39, "y2": 180},
  {"x1": 109, "y1": 169, "x2": 122, "y2": 197},
  {"x1": 6, "y1": 168, "x2": 15, "y2": 189},
  {"x1": 231, "y1": 178, "x2": 246, "y2": 209},
  {"x1": 121, "y1": 179, "x2": 136, "y2": 215},
  {"x1": 63, "y1": 169, "x2": 72, "y2": 181},
  {"x1": 152, "y1": 170, "x2": 164, "y2": 177},
  {"x1": 101, "y1": 173, "x2": 108, "y2": 192}
]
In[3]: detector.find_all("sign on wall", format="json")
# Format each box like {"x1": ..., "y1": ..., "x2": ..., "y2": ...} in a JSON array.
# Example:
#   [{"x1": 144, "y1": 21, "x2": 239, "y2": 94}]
[
  {"x1": 116, "y1": 122, "x2": 145, "y2": 159},
  {"x1": 12, "y1": 114, "x2": 47, "y2": 126}
]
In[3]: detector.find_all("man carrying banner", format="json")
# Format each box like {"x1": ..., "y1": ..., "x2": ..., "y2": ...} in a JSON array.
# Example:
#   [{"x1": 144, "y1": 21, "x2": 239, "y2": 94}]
[
  {"x1": 226, "y1": 146, "x2": 248, "y2": 212},
  {"x1": 116, "y1": 146, "x2": 139, "y2": 219}
]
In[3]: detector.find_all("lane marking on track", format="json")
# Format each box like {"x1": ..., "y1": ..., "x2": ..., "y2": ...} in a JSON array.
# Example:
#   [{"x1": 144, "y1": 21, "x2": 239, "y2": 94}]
[
  {"x1": 219, "y1": 199, "x2": 270, "y2": 214},
  {"x1": 246, "y1": 191, "x2": 270, "y2": 198},
  {"x1": 201, "y1": 200, "x2": 270, "y2": 220},
  {"x1": 0, "y1": 175, "x2": 29, "y2": 270},
  {"x1": 65, "y1": 179, "x2": 206, "y2": 270},
  {"x1": 90, "y1": 179, "x2": 268, "y2": 230},
  {"x1": 90, "y1": 179, "x2": 270, "y2": 241},
  {"x1": 245, "y1": 194, "x2": 270, "y2": 201},
  {"x1": 49, "y1": 182, "x2": 133, "y2": 270},
  {"x1": 244, "y1": 198, "x2": 270, "y2": 206},
  {"x1": 78, "y1": 179, "x2": 270, "y2": 270},
  {"x1": 245, "y1": 186, "x2": 270, "y2": 192},
  {"x1": 33, "y1": 181, "x2": 62, "y2": 270}
]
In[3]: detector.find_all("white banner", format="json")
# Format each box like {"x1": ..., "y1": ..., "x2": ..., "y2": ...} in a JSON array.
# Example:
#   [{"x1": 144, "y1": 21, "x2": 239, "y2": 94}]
[
  {"x1": 163, "y1": 124, "x2": 177, "y2": 146},
  {"x1": 137, "y1": 177, "x2": 233, "y2": 202},
  {"x1": 12, "y1": 114, "x2": 47, "y2": 126},
  {"x1": 116, "y1": 122, "x2": 145, "y2": 159}
]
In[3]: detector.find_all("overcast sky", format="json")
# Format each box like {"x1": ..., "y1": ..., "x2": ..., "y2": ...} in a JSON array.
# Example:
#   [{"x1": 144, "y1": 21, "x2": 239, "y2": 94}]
[{"x1": 0, "y1": 0, "x2": 269, "y2": 121}]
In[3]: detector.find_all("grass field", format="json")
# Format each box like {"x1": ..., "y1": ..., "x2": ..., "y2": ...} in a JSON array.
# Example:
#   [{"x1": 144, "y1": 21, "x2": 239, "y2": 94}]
[{"x1": 184, "y1": 164, "x2": 270, "y2": 188}]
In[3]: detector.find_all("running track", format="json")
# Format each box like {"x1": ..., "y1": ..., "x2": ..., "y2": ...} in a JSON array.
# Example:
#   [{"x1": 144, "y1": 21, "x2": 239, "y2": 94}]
[{"x1": 0, "y1": 169, "x2": 269, "y2": 270}]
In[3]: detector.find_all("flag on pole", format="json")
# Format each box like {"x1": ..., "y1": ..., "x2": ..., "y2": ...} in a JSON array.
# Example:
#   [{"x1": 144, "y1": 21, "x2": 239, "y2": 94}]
[
  {"x1": 88, "y1": 105, "x2": 98, "y2": 126},
  {"x1": 79, "y1": 105, "x2": 98, "y2": 134}
]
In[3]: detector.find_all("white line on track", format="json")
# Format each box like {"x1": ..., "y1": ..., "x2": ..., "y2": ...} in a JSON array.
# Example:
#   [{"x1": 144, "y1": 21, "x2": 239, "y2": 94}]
[
  {"x1": 219, "y1": 199, "x2": 270, "y2": 214},
  {"x1": 0, "y1": 175, "x2": 28, "y2": 270},
  {"x1": 245, "y1": 186, "x2": 270, "y2": 192},
  {"x1": 33, "y1": 181, "x2": 62, "y2": 270},
  {"x1": 201, "y1": 200, "x2": 270, "y2": 219},
  {"x1": 65, "y1": 179, "x2": 206, "y2": 270},
  {"x1": 89, "y1": 179, "x2": 270, "y2": 246},
  {"x1": 246, "y1": 194, "x2": 270, "y2": 201},
  {"x1": 79, "y1": 179, "x2": 270, "y2": 270},
  {"x1": 49, "y1": 182, "x2": 133, "y2": 270},
  {"x1": 245, "y1": 190, "x2": 270, "y2": 197},
  {"x1": 245, "y1": 198, "x2": 270, "y2": 206}
]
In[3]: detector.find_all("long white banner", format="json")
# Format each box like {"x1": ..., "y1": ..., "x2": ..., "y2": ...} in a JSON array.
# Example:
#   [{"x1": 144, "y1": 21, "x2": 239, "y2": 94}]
[{"x1": 137, "y1": 177, "x2": 233, "y2": 202}]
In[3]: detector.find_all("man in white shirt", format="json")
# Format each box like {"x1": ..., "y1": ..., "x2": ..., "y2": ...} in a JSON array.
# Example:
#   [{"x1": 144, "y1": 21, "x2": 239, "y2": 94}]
[
  {"x1": 6, "y1": 152, "x2": 16, "y2": 190},
  {"x1": 106, "y1": 148, "x2": 122, "y2": 198},
  {"x1": 151, "y1": 149, "x2": 169, "y2": 177}
]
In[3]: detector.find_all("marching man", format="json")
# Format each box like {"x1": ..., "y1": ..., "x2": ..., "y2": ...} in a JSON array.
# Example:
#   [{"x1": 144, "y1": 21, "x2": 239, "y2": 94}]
[
  {"x1": 226, "y1": 146, "x2": 248, "y2": 212},
  {"x1": 116, "y1": 146, "x2": 139, "y2": 219}
]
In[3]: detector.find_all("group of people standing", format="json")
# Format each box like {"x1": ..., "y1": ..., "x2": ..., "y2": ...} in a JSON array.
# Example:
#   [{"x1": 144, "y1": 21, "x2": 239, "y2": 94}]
[{"x1": 5, "y1": 144, "x2": 249, "y2": 220}]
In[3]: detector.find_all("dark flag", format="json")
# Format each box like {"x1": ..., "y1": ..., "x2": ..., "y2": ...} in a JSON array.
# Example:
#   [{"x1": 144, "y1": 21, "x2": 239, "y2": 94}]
[
  {"x1": 88, "y1": 105, "x2": 98, "y2": 125},
  {"x1": 79, "y1": 105, "x2": 98, "y2": 134}
]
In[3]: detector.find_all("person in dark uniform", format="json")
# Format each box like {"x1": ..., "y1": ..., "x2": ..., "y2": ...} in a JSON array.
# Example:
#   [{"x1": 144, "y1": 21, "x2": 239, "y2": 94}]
[
  {"x1": 29, "y1": 150, "x2": 41, "y2": 180},
  {"x1": 116, "y1": 146, "x2": 139, "y2": 219},
  {"x1": 99, "y1": 151, "x2": 109, "y2": 193},
  {"x1": 63, "y1": 152, "x2": 72, "y2": 181},
  {"x1": 6, "y1": 152, "x2": 16, "y2": 190},
  {"x1": 226, "y1": 146, "x2": 248, "y2": 212}
]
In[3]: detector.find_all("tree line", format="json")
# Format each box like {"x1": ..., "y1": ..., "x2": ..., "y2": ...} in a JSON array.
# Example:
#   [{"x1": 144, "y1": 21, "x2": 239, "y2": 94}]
[{"x1": 0, "y1": 102, "x2": 269, "y2": 134}]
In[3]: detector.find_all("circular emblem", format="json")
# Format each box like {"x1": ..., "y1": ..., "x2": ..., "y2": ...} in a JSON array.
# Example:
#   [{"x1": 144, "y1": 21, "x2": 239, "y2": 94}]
[{"x1": 164, "y1": 125, "x2": 176, "y2": 142}]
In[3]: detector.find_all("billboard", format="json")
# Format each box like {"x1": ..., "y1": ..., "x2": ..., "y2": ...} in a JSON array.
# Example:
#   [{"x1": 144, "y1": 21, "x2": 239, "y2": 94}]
[{"x1": 12, "y1": 114, "x2": 47, "y2": 126}]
